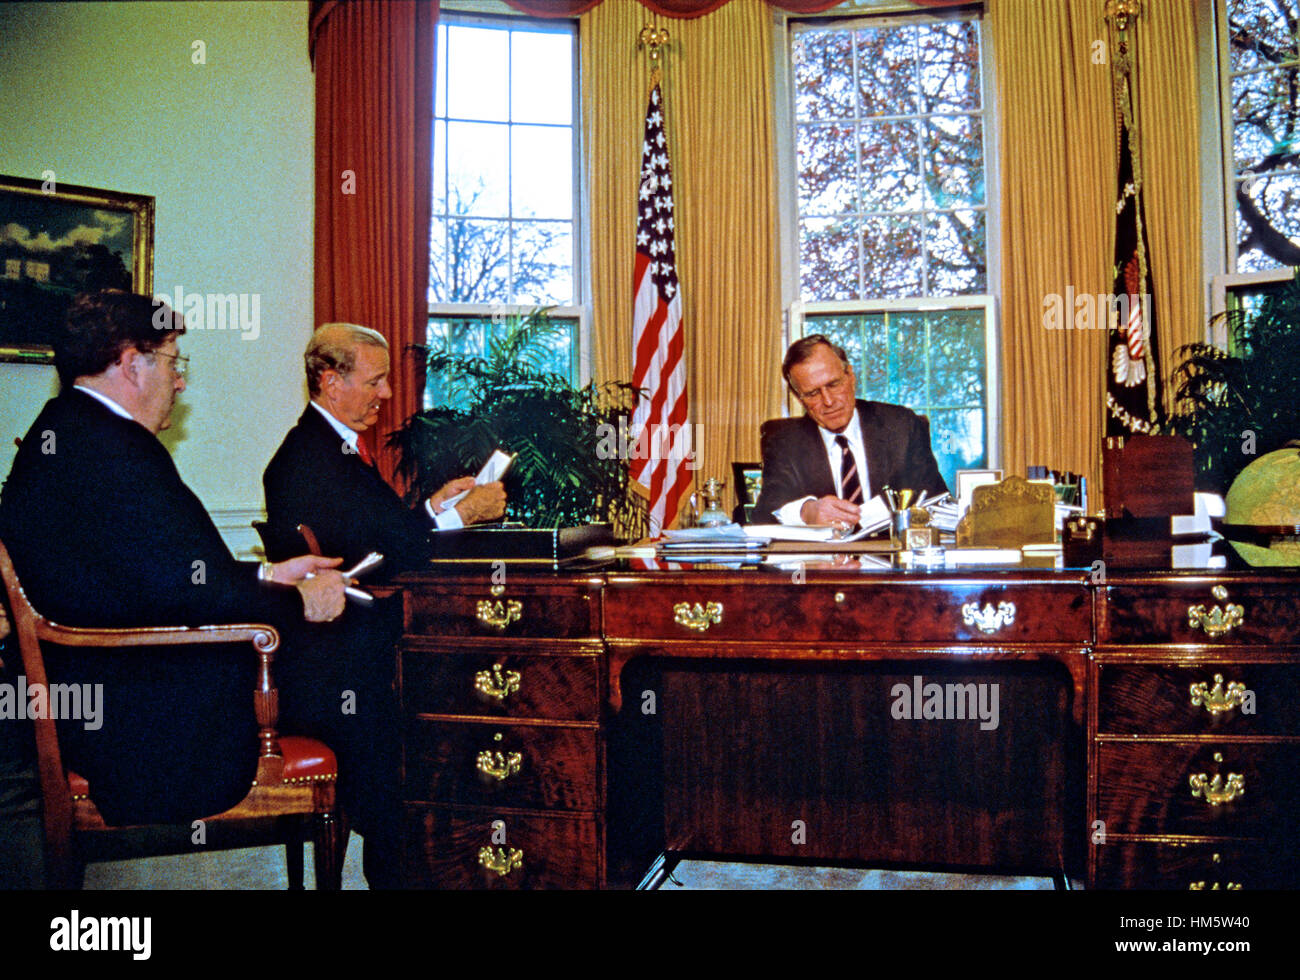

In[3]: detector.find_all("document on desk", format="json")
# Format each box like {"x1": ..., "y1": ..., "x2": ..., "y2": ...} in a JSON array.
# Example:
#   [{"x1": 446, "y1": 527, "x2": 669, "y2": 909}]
[{"x1": 439, "y1": 449, "x2": 515, "y2": 509}]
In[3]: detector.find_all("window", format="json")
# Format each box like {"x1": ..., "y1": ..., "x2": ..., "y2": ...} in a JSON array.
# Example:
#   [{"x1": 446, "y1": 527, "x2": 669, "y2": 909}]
[
  {"x1": 428, "y1": 13, "x2": 581, "y2": 406},
  {"x1": 1222, "y1": 0, "x2": 1300, "y2": 274},
  {"x1": 787, "y1": 7, "x2": 994, "y2": 490}
]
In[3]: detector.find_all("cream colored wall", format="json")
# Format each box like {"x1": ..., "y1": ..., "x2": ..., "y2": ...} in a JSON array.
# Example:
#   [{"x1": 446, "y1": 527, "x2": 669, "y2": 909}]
[{"x1": 0, "y1": 1, "x2": 313, "y2": 555}]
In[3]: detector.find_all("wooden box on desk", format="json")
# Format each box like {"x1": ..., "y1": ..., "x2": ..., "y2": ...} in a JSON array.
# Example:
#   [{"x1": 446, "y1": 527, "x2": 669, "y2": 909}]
[
  {"x1": 1103, "y1": 435, "x2": 1194, "y2": 518},
  {"x1": 427, "y1": 523, "x2": 613, "y2": 566}
]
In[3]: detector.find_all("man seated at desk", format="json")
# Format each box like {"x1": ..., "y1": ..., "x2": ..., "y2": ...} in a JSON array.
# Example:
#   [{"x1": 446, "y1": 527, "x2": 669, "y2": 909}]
[
  {"x1": 751, "y1": 335, "x2": 949, "y2": 526},
  {"x1": 262, "y1": 321, "x2": 507, "y2": 887},
  {"x1": 0, "y1": 291, "x2": 347, "y2": 833},
  {"x1": 262, "y1": 322, "x2": 506, "y2": 575}
]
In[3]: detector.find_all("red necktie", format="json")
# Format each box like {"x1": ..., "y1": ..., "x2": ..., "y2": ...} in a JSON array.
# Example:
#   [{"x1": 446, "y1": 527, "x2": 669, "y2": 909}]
[{"x1": 355, "y1": 439, "x2": 375, "y2": 468}]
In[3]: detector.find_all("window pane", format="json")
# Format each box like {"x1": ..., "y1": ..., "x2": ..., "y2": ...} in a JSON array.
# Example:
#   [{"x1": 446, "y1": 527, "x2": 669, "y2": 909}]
[
  {"x1": 918, "y1": 20, "x2": 981, "y2": 114},
  {"x1": 1235, "y1": 171, "x2": 1300, "y2": 271},
  {"x1": 511, "y1": 31, "x2": 573, "y2": 125},
  {"x1": 924, "y1": 115, "x2": 984, "y2": 209},
  {"x1": 855, "y1": 24, "x2": 918, "y2": 118},
  {"x1": 1228, "y1": 0, "x2": 1299, "y2": 66},
  {"x1": 861, "y1": 214, "x2": 922, "y2": 298},
  {"x1": 512, "y1": 125, "x2": 572, "y2": 219},
  {"x1": 792, "y1": 29, "x2": 854, "y2": 121},
  {"x1": 800, "y1": 216, "x2": 859, "y2": 301},
  {"x1": 438, "y1": 219, "x2": 512, "y2": 303},
  {"x1": 512, "y1": 221, "x2": 573, "y2": 305},
  {"x1": 447, "y1": 121, "x2": 509, "y2": 217},
  {"x1": 446, "y1": 25, "x2": 508, "y2": 121},
  {"x1": 1231, "y1": 67, "x2": 1296, "y2": 171},
  {"x1": 927, "y1": 209, "x2": 986, "y2": 295},
  {"x1": 858, "y1": 119, "x2": 922, "y2": 212},
  {"x1": 799, "y1": 123, "x2": 858, "y2": 215}
]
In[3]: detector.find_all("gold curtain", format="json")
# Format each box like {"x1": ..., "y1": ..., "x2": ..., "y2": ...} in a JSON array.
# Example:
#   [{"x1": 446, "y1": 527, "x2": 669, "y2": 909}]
[
  {"x1": 1133, "y1": 0, "x2": 1204, "y2": 385},
  {"x1": 989, "y1": 0, "x2": 1202, "y2": 499},
  {"x1": 582, "y1": 0, "x2": 783, "y2": 513}
]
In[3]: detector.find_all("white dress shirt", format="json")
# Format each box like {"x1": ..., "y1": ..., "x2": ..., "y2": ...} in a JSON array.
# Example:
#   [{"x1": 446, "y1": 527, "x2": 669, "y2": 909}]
[{"x1": 773, "y1": 410, "x2": 871, "y2": 526}]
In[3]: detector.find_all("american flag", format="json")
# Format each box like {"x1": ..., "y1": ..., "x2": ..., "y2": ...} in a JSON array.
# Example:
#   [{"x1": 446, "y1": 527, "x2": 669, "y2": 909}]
[{"x1": 630, "y1": 83, "x2": 690, "y2": 535}]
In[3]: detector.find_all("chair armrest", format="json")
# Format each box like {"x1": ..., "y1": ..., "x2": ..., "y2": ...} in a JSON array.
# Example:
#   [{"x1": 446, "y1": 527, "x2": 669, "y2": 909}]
[{"x1": 34, "y1": 620, "x2": 279, "y2": 655}]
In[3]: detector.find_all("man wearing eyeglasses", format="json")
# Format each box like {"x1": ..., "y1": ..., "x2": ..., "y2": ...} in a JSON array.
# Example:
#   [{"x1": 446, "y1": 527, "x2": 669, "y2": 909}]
[
  {"x1": 0, "y1": 291, "x2": 348, "y2": 831},
  {"x1": 751, "y1": 335, "x2": 949, "y2": 526}
]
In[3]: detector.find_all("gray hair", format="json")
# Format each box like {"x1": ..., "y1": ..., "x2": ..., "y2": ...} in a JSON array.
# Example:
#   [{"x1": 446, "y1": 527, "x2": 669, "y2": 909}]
[{"x1": 305, "y1": 322, "x2": 389, "y2": 395}]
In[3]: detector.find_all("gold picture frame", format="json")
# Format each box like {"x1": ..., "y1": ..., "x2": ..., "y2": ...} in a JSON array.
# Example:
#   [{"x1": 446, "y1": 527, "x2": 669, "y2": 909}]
[{"x1": 0, "y1": 175, "x2": 154, "y2": 363}]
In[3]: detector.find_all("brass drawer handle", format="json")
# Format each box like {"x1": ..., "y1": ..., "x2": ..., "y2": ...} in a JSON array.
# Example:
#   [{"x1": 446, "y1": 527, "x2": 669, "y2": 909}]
[
  {"x1": 478, "y1": 846, "x2": 524, "y2": 877},
  {"x1": 1189, "y1": 851, "x2": 1243, "y2": 888},
  {"x1": 1187, "y1": 585, "x2": 1244, "y2": 637},
  {"x1": 474, "y1": 663, "x2": 521, "y2": 702},
  {"x1": 1189, "y1": 674, "x2": 1248, "y2": 716},
  {"x1": 1189, "y1": 752, "x2": 1246, "y2": 806},
  {"x1": 961, "y1": 601, "x2": 1016, "y2": 634},
  {"x1": 477, "y1": 598, "x2": 523, "y2": 630},
  {"x1": 674, "y1": 601, "x2": 723, "y2": 632},
  {"x1": 476, "y1": 733, "x2": 522, "y2": 782}
]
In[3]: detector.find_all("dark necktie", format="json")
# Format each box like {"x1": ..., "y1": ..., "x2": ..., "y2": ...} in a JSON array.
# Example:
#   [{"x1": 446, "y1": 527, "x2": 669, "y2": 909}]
[
  {"x1": 836, "y1": 435, "x2": 864, "y2": 505},
  {"x1": 355, "y1": 439, "x2": 375, "y2": 468}
]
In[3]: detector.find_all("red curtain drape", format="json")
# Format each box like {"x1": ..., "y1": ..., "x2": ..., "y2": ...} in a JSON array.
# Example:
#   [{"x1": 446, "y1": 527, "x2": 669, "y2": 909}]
[
  {"x1": 501, "y1": 0, "x2": 970, "y2": 16},
  {"x1": 311, "y1": 0, "x2": 436, "y2": 485}
]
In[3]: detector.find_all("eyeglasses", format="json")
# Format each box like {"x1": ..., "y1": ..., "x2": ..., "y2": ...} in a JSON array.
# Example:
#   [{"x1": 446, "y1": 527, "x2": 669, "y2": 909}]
[
  {"x1": 151, "y1": 351, "x2": 190, "y2": 378},
  {"x1": 795, "y1": 374, "x2": 848, "y2": 403}
]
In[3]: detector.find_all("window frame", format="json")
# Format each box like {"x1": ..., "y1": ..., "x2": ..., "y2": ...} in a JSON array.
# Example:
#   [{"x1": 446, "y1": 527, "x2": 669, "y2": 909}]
[
  {"x1": 429, "y1": 8, "x2": 591, "y2": 387},
  {"x1": 1212, "y1": 0, "x2": 1300, "y2": 279},
  {"x1": 774, "y1": 2, "x2": 1000, "y2": 472}
]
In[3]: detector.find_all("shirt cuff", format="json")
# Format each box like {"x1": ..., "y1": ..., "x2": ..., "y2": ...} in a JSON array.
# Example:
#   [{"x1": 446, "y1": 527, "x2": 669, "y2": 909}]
[
  {"x1": 774, "y1": 497, "x2": 815, "y2": 525},
  {"x1": 427, "y1": 497, "x2": 465, "y2": 530}
]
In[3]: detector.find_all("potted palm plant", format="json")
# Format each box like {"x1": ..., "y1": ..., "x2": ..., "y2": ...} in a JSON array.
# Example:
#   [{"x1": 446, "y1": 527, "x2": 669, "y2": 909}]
[
  {"x1": 1168, "y1": 272, "x2": 1300, "y2": 493},
  {"x1": 388, "y1": 309, "x2": 647, "y2": 540}
]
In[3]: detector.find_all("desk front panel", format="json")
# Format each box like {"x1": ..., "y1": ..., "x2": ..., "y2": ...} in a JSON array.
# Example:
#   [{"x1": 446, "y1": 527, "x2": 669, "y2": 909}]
[{"x1": 604, "y1": 574, "x2": 1091, "y2": 646}]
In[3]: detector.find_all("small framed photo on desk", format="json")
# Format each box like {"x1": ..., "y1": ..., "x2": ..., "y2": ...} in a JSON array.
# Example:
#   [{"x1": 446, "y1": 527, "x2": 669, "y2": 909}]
[
  {"x1": 956, "y1": 468, "x2": 1002, "y2": 516},
  {"x1": 732, "y1": 461, "x2": 762, "y2": 523}
]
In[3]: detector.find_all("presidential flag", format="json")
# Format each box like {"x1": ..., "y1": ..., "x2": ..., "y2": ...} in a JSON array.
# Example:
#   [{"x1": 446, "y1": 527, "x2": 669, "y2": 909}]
[
  {"x1": 1106, "y1": 23, "x2": 1164, "y2": 436},
  {"x1": 630, "y1": 82, "x2": 691, "y2": 535}
]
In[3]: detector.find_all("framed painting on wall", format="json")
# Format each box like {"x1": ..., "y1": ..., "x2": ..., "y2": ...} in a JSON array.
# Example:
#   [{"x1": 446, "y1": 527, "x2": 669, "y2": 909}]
[{"x1": 0, "y1": 175, "x2": 154, "y2": 363}]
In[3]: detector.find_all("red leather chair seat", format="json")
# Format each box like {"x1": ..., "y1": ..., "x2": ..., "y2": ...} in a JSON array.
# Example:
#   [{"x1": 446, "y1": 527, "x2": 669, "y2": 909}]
[{"x1": 66, "y1": 737, "x2": 337, "y2": 799}]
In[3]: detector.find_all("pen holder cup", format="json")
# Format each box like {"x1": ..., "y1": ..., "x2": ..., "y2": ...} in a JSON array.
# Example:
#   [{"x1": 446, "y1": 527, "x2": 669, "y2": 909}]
[{"x1": 890, "y1": 509, "x2": 911, "y2": 549}]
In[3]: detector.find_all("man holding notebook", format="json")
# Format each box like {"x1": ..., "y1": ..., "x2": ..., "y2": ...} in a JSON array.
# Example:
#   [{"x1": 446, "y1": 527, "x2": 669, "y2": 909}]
[{"x1": 262, "y1": 322, "x2": 506, "y2": 575}]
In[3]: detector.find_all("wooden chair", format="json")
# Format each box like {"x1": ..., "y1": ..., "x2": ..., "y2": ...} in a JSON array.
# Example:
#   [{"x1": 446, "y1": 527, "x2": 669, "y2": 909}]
[{"x1": 0, "y1": 538, "x2": 348, "y2": 889}]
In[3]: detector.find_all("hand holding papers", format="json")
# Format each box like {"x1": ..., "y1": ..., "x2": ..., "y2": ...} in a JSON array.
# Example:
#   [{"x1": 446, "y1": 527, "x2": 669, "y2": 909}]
[{"x1": 438, "y1": 449, "x2": 515, "y2": 513}]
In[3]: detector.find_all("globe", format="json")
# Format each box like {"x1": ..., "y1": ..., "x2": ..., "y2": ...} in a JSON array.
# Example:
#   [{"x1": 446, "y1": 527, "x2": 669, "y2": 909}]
[{"x1": 1225, "y1": 444, "x2": 1300, "y2": 566}]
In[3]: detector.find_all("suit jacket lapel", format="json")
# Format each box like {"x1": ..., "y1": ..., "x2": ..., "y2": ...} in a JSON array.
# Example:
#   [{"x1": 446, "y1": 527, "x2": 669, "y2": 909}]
[
  {"x1": 858, "y1": 401, "x2": 886, "y2": 498},
  {"x1": 799, "y1": 415, "x2": 837, "y2": 499}
]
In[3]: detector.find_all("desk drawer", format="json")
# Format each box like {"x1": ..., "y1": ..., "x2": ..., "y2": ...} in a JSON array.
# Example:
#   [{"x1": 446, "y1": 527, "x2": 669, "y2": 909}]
[
  {"x1": 1099, "y1": 583, "x2": 1300, "y2": 645},
  {"x1": 405, "y1": 720, "x2": 599, "y2": 811},
  {"x1": 402, "y1": 650, "x2": 599, "y2": 721},
  {"x1": 1093, "y1": 840, "x2": 1296, "y2": 889},
  {"x1": 404, "y1": 583, "x2": 599, "y2": 639},
  {"x1": 1095, "y1": 743, "x2": 1300, "y2": 837},
  {"x1": 604, "y1": 581, "x2": 1091, "y2": 644},
  {"x1": 404, "y1": 806, "x2": 600, "y2": 889},
  {"x1": 1097, "y1": 664, "x2": 1300, "y2": 736}
]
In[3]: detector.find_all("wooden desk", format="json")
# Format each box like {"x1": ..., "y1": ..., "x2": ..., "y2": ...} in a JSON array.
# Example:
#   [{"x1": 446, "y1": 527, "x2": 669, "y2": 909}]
[{"x1": 393, "y1": 562, "x2": 1300, "y2": 889}]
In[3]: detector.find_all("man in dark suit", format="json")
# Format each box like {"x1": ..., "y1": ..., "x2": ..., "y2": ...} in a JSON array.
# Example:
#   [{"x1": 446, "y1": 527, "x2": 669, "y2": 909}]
[
  {"x1": 752, "y1": 335, "x2": 949, "y2": 526},
  {"x1": 262, "y1": 322, "x2": 505, "y2": 574},
  {"x1": 261, "y1": 322, "x2": 505, "y2": 888},
  {"x1": 0, "y1": 291, "x2": 347, "y2": 830}
]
